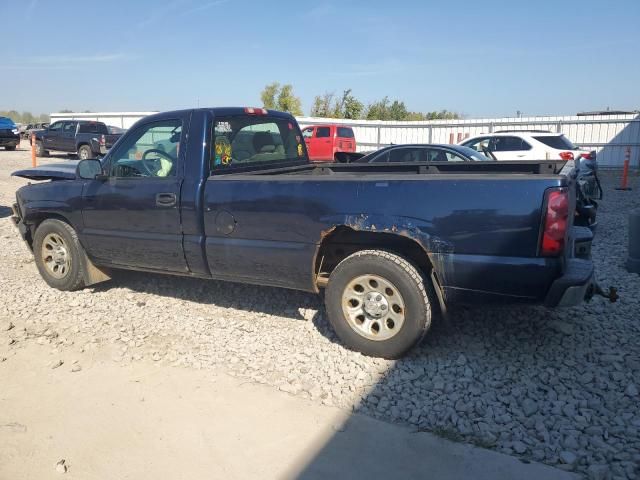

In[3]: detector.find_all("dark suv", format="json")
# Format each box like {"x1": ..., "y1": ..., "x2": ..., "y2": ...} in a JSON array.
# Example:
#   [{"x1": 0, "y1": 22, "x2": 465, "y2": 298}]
[{"x1": 0, "y1": 117, "x2": 20, "y2": 151}]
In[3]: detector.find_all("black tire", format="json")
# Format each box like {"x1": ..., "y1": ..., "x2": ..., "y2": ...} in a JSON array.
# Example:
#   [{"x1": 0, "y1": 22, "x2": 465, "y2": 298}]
[
  {"x1": 32, "y1": 219, "x2": 86, "y2": 291},
  {"x1": 325, "y1": 250, "x2": 432, "y2": 359},
  {"x1": 78, "y1": 145, "x2": 93, "y2": 160},
  {"x1": 5, "y1": 145, "x2": 16, "y2": 151},
  {"x1": 35, "y1": 141, "x2": 49, "y2": 157}
]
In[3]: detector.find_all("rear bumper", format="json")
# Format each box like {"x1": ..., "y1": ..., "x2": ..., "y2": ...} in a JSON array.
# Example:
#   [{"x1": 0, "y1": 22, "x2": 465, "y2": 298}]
[{"x1": 544, "y1": 258, "x2": 594, "y2": 307}]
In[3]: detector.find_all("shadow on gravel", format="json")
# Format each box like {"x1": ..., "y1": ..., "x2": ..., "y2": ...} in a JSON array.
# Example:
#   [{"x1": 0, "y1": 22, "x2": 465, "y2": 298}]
[
  {"x1": 0, "y1": 205, "x2": 11, "y2": 218},
  {"x1": 94, "y1": 269, "x2": 323, "y2": 322}
]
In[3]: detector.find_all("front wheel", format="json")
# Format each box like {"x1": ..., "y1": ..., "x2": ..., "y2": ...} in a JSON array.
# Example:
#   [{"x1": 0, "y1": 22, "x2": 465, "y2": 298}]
[
  {"x1": 33, "y1": 219, "x2": 86, "y2": 291},
  {"x1": 325, "y1": 250, "x2": 433, "y2": 359},
  {"x1": 5, "y1": 145, "x2": 16, "y2": 151}
]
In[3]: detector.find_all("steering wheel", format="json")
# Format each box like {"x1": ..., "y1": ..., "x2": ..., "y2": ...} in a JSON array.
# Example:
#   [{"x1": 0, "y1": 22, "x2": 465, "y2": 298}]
[
  {"x1": 141, "y1": 149, "x2": 175, "y2": 176},
  {"x1": 482, "y1": 147, "x2": 497, "y2": 160}
]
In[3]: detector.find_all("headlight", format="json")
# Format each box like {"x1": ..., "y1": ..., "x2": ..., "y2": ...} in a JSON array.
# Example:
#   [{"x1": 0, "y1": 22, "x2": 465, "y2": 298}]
[{"x1": 12, "y1": 129, "x2": 19, "y2": 135}]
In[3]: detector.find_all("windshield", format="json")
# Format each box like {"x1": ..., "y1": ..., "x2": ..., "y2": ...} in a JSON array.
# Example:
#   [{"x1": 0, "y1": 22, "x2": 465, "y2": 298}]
[
  {"x1": 0, "y1": 117, "x2": 16, "y2": 128},
  {"x1": 533, "y1": 135, "x2": 577, "y2": 150},
  {"x1": 210, "y1": 115, "x2": 307, "y2": 171}
]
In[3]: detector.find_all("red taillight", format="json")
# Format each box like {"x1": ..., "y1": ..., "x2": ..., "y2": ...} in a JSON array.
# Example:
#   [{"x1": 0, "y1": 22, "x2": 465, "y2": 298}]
[
  {"x1": 579, "y1": 152, "x2": 593, "y2": 160},
  {"x1": 540, "y1": 188, "x2": 570, "y2": 256},
  {"x1": 559, "y1": 151, "x2": 574, "y2": 161},
  {"x1": 244, "y1": 107, "x2": 268, "y2": 115},
  {"x1": 100, "y1": 134, "x2": 105, "y2": 146}
]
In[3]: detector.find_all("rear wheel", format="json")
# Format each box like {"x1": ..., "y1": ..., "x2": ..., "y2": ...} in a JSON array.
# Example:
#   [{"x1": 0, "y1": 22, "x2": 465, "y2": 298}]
[
  {"x1": 33, "y1": 219, "x2": 86, "y2": 291},
  {"x1": 325, "y1": 250, "x2": 433, "y2": 358},
  {"x1": 78, "y1": 145, "x2": 93, "y2": 160},
  {"x1": 5, "y1": 145, "x2": 16, "y2": 151}
]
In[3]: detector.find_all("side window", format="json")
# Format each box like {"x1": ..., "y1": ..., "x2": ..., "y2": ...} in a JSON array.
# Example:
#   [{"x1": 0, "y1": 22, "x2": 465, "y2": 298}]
[
  {"x1": 463, "y1": 137, "x2": 490, "y2": 153},
  {"x1": 388, "y1": 148, "x2": 424, "y2": 163},
  {"x1": 493, "y1": 136, "x2": 526, "y2": 152},
  {"x1": 427, "y1": 149, "x2": 449, "y2": 162},
  {"x1": 63, "y1": 122, "x2": 76, "y2": 133},
  {"x1": 302, "y1": 127, "x2": 314, "y2": 139},
  {"x1": 108, "y1": 120, "x2": 182, "y2": 178},
  {"x1": 445, "y1": 152, "x2": 466, "y2": 162},
  {"x1": 316, "y1": 126, "x2": 331, "y2": 138},
  {"x1": 370, "y1": 151, "x2": 390, "y2": 163},
  {"x1": 48, "y1": 122, "x2": 63, "y2": 132}
]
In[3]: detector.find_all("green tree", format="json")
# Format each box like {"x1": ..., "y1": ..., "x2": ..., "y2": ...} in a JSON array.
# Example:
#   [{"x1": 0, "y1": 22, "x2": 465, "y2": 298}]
[
  {"x1": 276, "y1": 84, "x2": 303, "y2": 116},
  {"x1": 333, "y1": 89, "x2": 363, "y2": 119},
  {"x1": 310, "y1": 92, "x2": 334, "y2": 117},
  {"x1": 425, "y1": 110, "x2": 461, "y2": 120},
  {"x1": 260, "y1": 82, "x2": 303, "y2": 115},
  {"x1": 260, "y1": 82, "x2": 280, "y2": 110}
]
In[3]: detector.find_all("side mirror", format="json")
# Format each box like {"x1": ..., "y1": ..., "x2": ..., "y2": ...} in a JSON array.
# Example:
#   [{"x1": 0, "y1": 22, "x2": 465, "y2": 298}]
[{"x1": 77, "y1": 159, "x2": 105, "y2": 180}]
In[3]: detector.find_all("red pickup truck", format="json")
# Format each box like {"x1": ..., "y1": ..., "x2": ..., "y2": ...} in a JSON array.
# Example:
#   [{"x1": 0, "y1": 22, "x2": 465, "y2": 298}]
[{"x1": 301, "y1": 124, "x2": 356, "y2": 162}]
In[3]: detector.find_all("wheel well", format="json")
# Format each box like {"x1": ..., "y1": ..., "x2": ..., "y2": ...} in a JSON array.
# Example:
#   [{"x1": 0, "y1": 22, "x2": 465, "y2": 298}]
[
  {"x1": 315, "y1": 226, "x2": 434, "y2": 280},
  {"x1": 24, "y1": 214, "x2": 72, "y2": 248},
  {"x1": 78, "y1": 143, "x2": 90, "y2": 150}
]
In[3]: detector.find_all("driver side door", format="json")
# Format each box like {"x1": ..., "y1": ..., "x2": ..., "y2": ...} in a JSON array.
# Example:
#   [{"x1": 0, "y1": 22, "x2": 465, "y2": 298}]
[{"x1": 80, "y1": 118, "x2": 187, "y2": 272}]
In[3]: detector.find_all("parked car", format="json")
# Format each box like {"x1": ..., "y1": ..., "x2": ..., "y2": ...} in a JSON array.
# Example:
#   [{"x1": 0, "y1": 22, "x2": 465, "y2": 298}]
[
  {"x1": 107, "y1": 125, "x2": 127, "y2": 135},
  {"x1": 31, "y1": 120, "x2": 123, "y2": 159},
  {"x1": 11, "y1": 107, "x2": 609, "y2": 359},
  {"x1": 461, "y1": 131, "x2": 600, "y2": 199},
  {"x1": 301, "y1": 124, "x2": 356, "y2": 162},
  {"x1": 0, "y1": 116, "x2": 20, "y2": 151},
  {"x1": 354, "y1": 144, "x2": 492, "y2": 163},
  {"x1": 23, "y1": 122, "x2": 49, "y2": 139},
  {"x1": 461, "y1": 130, "x2": 596, "y2": 167}
]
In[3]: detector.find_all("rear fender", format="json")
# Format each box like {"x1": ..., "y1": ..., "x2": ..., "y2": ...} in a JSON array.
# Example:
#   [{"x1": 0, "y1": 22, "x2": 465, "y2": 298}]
[{"x1": 317, "y1": 213, "x2": 453, "y2": 301}]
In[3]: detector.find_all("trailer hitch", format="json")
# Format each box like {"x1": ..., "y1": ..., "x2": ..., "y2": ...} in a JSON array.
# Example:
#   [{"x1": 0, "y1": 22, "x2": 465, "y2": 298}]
[{"x1": 588, "y1": 283, "x2": 618, "y2": 303}]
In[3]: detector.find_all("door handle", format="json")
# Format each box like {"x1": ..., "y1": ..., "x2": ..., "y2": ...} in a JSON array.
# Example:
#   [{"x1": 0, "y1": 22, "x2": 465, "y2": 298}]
[{"x1": 156, "y1": 193, "x2": 177, "y2": 207}]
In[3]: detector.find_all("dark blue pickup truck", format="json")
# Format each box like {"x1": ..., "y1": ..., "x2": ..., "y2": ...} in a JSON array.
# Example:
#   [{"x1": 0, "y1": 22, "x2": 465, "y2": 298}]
[
  {"x1": 31, "y1": 120, "x2": 123, "y2": 159},
  {"x1": 11, "y1": 108, "x2": 604, "y2": 358}
]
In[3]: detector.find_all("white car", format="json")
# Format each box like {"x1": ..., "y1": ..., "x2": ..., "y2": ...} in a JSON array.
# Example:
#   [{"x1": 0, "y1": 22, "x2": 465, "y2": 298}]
[
  {"x1": 461, "y1": 130, "x2": 599, "y2": 198},
  {"x1": 460, "y1": 131, "x2": 595, "y2": 167}
]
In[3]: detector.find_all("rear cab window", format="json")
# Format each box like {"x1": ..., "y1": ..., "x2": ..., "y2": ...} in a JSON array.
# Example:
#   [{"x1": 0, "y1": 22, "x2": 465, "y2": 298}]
[
  {"x1": 210, "y1": 114, "x2": 307, "y2": 172},
  {"x1": 533, "y1": 135, "x2": 576, "y2": 150},
  {"x1": 79, "y1": 122, "x2": 108, "y2": 134},
  {"x1": 337, "y1": 127, "x2": 354, "y2": 138}
]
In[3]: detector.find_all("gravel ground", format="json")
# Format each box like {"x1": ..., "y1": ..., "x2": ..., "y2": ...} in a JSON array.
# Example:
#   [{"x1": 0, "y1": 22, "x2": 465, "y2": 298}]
[{"x1": 1, "y1": 147, "x2": 639, "y2": 479}]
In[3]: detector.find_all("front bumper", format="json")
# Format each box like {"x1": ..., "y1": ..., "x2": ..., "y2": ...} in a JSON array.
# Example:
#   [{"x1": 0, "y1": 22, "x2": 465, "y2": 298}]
[
  {"x1": 0, "y1": 137, "x2": 19, "y2": 147},
  {"x1": 544, "y1": 258, "x2": 594, "y2": 307},
  {"x1": 10, "y1": 203, "x2": 29, "y2": 242}
]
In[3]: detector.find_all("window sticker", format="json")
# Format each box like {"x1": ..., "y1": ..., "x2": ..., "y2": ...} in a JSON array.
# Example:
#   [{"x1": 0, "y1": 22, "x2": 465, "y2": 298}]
[
  {"x1": 215, "y1": 121, "x2": 232, "y2": 134},
  {"x1": 214, "y1": 137, "x2": 232, "y2": 166},
  {"x1": 297, "y1": 143, "x2": 304, "y2": 157}
]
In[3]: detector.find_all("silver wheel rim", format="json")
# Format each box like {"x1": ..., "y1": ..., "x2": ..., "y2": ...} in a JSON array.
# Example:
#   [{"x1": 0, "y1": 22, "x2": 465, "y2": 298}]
[
  {"x1": 341, "y1": 274, "x2": 406, "y2": 341},
  {"x1": 41, "y1": 233, "x2": 71, "y2": 279},
  {"x1": 79, "y1": 149, "x2": 88, "y2": 159}
]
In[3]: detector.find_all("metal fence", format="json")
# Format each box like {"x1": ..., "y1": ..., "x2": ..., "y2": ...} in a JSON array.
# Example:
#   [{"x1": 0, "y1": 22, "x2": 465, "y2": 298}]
[
  {"x1": 51, "y1": 111, "x2": 640, "y2": 168},
  {"x1": 297, "y1": 114, "x2": 640, "y2": 168}
]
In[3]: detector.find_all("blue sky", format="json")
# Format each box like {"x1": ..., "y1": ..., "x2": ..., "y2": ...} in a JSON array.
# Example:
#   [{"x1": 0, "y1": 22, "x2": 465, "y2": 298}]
[{"x1": 1, "y1": 0, "x2": 639, "y2": 117}]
